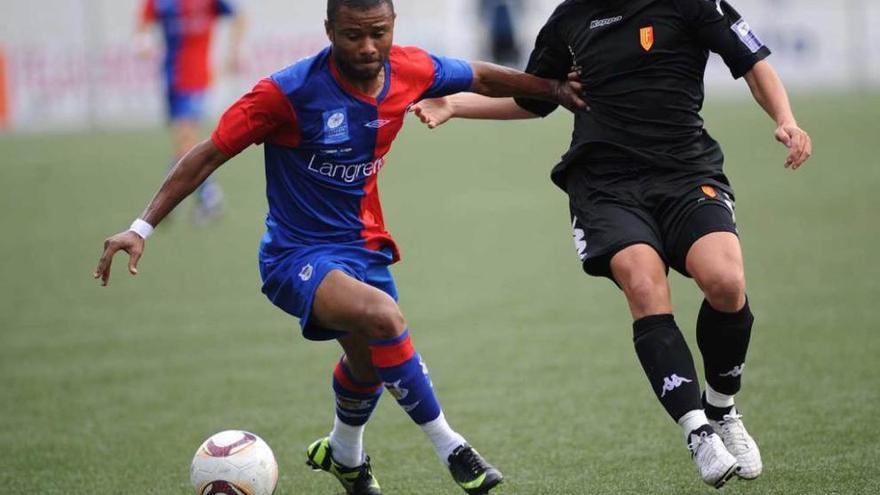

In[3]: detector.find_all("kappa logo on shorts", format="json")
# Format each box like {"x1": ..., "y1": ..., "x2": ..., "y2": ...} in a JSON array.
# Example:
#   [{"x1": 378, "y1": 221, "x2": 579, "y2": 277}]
[
  {"x1": 299, "y1": 264, "x2": 314, "y2": 282},
  {"x1": 660, "y1": 374, "x2": 693, "y2": 398},
  {"x1": 572, "y1": 217, "x2": 588, "y2": 261}
]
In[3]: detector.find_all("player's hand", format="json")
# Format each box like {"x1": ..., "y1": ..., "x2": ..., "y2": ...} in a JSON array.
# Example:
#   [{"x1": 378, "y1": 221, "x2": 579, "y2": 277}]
[
  {"x1": 553, "y1": 77, "x2": 588, "y2": 113},
  {"x1": 412, "y1": 97, "x2": 454, "y2": 130},
  {"x1": 775, "y1": 123, "x2": 812, "y2": 170},
  {"x1": 93, "y1": 231, "x2": 145, "y2": 287}
]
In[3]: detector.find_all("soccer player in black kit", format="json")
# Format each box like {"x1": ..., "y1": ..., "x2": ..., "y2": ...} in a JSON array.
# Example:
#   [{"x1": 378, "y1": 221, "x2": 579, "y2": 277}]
[{"x1": 413, "y1": 0, "x2": 812, "y2": 488}]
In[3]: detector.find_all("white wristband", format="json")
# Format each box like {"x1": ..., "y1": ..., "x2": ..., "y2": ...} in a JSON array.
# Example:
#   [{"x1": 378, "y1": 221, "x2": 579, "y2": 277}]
[{"x1": 129, "y1": 219, "x2": 154, "y2": 240}]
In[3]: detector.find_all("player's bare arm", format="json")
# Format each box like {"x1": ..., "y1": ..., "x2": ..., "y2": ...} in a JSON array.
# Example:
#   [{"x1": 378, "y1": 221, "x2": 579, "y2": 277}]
[
  {"x1": 413, "y1": 71, "x2": 586, "y2": 128},
  {"x1": 468, "y1": 62, "x2": 585, "y2": 113},
  {"x1": 413, "y1": 94, "x2": 538, "y2": 129},
  {"x1": 744, "y1": 60, "x2": 812, "y2": 170},
  {"x1": 93, "y1": 140, "x2": 231, "y2": 286}
]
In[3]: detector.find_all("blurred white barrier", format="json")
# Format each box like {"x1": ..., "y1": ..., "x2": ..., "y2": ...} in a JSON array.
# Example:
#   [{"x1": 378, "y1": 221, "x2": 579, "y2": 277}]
[{"x1": 0, "y1": 0, "x2": 876, "y2": 132}]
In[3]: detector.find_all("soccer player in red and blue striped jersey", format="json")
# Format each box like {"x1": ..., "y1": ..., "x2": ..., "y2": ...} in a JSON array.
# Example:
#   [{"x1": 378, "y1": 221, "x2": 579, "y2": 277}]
[
  {"x1": 98, "y1": 1, "x2": 586, "y2": 493},
  {"x1": 137, "y1": 0, "x2": 245, "y2": 221}
]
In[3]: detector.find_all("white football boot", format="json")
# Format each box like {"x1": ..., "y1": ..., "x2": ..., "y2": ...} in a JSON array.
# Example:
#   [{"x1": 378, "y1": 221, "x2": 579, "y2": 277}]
[
  {"x1": 709, "y1": 411, "x2": 762, "y2": 480},
  {"x1": 688, "y1": 426, "x2": 740, "y2": 488}
]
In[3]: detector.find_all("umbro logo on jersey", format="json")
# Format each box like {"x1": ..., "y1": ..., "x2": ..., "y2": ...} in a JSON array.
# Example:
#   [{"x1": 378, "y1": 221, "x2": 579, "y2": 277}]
[
  {"x1": 365, "y1": 119, "x2": 392, "y2": 129},
  {"x1": 590, "y1": 16, "x2": 622, "y2": 29},
  {"x1": 720, "y1": 364, "x2": 746, "y2": 378},
  {"x1": 660, "y1": 374, "x2": 693, "y2": 398}
]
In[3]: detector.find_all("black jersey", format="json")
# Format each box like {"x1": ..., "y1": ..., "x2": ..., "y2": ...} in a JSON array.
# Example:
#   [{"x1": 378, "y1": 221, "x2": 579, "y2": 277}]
[{"x1": 514, "y1": 0, "x2": 770, "y2": 188}]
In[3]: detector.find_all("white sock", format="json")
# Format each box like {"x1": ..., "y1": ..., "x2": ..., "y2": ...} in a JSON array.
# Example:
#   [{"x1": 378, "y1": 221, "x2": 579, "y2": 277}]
[
  {"x1": 678, "y1": 409, "x2": 710, "y2": 441},
  {"x1": 329, "y1": 416, "x2": 365, "y2": 468},
  {"x1": 420, "y1": 413, "x2": 466, "y2": 465},
  {"x1": 705, "y1": 384, "x2": 735, "y2": 409}
]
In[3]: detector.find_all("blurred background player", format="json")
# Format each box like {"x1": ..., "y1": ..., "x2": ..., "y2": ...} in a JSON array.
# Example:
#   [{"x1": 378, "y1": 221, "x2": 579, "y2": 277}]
[
  {"x1": 96, "y1": 1, "x2": 585, "y2": 494},
  {"x1": 136, "y1": 0, "x2": 246, "y2": 223},
  {"x1": 479, "y1": 0, "x2": 523, "y2": 66},
  {"x1": 414, "y1": 0, "x2": 812, "y2": 488}
]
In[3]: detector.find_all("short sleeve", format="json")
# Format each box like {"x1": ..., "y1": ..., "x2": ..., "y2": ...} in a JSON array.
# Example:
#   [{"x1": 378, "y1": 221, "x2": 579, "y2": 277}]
[
  {"x1": 215, "y1": 0, "x2": 236, "y2": 17},
  {"x1": 514, "y1": 19, "x2": 570, "y2": 117},
  {"x1": 211, "y1": 79, "x2": 299, "y2": 157},
  {"x1": 421, "y1": 55, "x2": 475, "y2": 99},
  {"x1": 140, "y1": 0, "x2": 156, "y2": 24},
  {"x1": 676, "y1": 0, "x2": 771, "y2": 79}
]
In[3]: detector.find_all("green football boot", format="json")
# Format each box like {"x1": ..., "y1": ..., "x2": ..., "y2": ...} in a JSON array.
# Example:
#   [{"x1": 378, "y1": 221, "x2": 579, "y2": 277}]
[
  {"x1": 447, "y1": 444, "x2": 503, "y2": 495},
  {"x1": 306, "y1": 437, "x2": 381, "y2": 495}
]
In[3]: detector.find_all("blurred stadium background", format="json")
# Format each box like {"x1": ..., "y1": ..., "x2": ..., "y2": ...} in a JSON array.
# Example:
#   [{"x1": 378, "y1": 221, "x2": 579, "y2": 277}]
[{"x1": 1, "y1": 1, "x2": 878, "y2": 494}]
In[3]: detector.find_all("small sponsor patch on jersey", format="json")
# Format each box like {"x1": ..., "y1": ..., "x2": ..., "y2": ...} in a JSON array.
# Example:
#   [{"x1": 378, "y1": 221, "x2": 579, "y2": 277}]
[
  {"x1": 731, "y1": 18, "x2": 764, "y2": 54},
  {"x1": 590, "y1": 16, "x2": 623, "y2": 30},
  {"x1": 323, "y1": 108, "x2": 349, "y2": 144},
  {"x1": 640, "y1": 26, "x2": 655, "y2": 51}
]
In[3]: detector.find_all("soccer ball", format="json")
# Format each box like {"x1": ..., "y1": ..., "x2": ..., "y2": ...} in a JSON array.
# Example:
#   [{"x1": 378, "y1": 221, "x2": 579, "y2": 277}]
[{"x1": 190, "y1": 430, "x2": 278, "y2": 495}]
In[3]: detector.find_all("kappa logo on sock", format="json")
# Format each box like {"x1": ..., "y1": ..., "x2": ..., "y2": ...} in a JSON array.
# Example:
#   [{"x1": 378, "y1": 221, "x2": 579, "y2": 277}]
[
  {"x1": 660, "y1": 374, "x2": 693, "y2": 398},
  {"x1": 384, "y1": 380, "x2": 409, "y2": 401},
  {"x1": 720, "y1": 364, "x2": 746, "y2": 378}
]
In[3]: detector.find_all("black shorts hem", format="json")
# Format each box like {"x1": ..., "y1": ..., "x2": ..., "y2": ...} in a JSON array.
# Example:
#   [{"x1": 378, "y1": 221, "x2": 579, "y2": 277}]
[{"x1": 582, "y1": 240, "x2": 669, "y2": 283}]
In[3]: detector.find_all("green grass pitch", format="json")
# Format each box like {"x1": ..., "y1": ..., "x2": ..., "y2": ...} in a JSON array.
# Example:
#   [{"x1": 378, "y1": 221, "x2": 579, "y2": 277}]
[{"x1": 1, "y1": 93, "x2": 878, "y2": 494}]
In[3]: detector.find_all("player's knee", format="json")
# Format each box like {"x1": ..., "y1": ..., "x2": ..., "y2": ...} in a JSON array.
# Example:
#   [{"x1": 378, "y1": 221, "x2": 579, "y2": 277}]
[
  {"x1": 361, "y1": 297, "x2": 406, "y2": 340},
  {"x1": 621, "y1": 275, "x2": 669, "y2": 314},
  {"x1": 701, "y1": 270, "x2": 746, "y2": 312}
]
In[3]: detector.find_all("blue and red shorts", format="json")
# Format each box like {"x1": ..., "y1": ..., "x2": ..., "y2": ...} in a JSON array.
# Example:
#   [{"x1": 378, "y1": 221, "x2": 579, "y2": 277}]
[
  {"x1": 258, "y1": 242, "x2": 398, "y2": 341},
  {"x1": 166, "y1": 89, "x2": 207, "y2": 123}
]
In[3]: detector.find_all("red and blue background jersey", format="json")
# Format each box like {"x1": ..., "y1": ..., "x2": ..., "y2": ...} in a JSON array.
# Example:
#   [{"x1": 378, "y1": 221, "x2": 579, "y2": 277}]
[
  {"x1": 211, "y1": 46, "x2": 474, "y2": 262},
  {"x1": 140, "y1": 0, "x2": 236, "y2": 92}
]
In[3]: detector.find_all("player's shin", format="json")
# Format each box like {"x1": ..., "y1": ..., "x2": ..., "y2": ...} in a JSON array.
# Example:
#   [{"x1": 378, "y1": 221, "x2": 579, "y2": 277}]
[
  {"x1": 696, "y1": 298, "x2": 754, "y2": 418},
  {"x1": 330, "y1": 359, "x2": 383, "y2": 468},
  {"x1": 368, "y1": 331, "x2": 465, "y2": 464},
  {"x1": 633, "y1": 315, "x2": 705, "y2": 431}
]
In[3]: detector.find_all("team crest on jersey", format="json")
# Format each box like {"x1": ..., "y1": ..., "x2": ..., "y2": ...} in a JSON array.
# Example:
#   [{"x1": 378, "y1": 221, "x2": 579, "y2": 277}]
[
  {"x1": 323, "y1": 108, "x2": 350, "y2": 144},
  {"x1": 640, "y1": 26, "x2": 655, "y2": 51}
]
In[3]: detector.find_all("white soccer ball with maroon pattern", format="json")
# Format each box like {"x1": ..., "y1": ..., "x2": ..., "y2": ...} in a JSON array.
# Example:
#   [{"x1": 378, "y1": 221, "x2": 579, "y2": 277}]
[{"x1": 190, "y1": 430, "x2": 278, "y2": 495}]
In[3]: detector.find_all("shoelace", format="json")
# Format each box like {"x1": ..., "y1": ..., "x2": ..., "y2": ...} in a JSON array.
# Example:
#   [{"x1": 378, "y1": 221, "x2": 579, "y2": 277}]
[
  {"x1": 688, "y1": 431, "x2": 710, "y2": 455},
  {"x1": 719, "y1": 413, "x2": 751, "y2": 451},
  {"x1": 459, "y1": 448, "x2": 487, "y2": 476}
]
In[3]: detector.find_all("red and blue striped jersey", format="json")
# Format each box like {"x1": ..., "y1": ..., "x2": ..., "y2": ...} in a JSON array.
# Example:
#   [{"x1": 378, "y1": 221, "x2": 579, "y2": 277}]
[
  {"x1": 140, "y1": 0, "x2": 236, "y2": 92},
  {"x1": 211, "y1": 46, "x2": 474, "y2": 261}
]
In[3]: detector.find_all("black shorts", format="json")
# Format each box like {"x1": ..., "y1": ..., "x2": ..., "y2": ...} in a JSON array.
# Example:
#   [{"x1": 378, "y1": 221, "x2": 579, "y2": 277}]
[{"x1": 566, "y1": 161, "x2": 738, "y2": 280}]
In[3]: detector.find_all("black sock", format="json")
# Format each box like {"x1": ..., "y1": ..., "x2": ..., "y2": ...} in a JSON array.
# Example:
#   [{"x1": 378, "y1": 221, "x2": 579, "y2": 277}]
[
  {"x1": 702, "y1": 392, "x2": 735, "y2": 421},
  {"x1": 633, "y1": 314, "x2": 703, "y2": 422},
  {"x1": 697, "y1": 298, "x2": 754, "y2": 397}
]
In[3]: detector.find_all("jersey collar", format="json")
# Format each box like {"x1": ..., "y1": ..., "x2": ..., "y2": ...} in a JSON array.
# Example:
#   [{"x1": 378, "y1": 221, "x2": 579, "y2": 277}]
[{"x1": 328, "y1": 53, "x2": 392, "y2": 106}]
